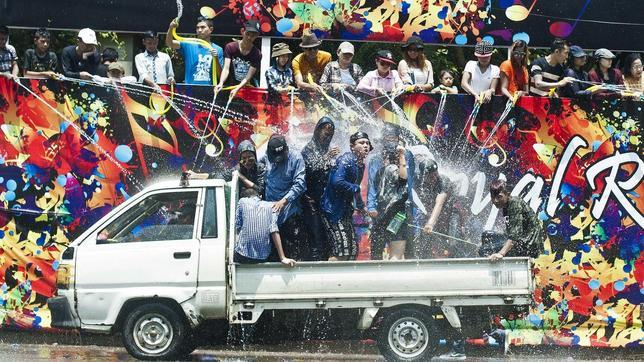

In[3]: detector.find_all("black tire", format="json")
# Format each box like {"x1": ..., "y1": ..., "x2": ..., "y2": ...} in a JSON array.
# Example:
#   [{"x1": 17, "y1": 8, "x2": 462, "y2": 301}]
[
  {"x1": 377, "y1": 307, "x2": 440, "y2": 362},
  {"x1": 122, "y1": 303, "x2": 190, "y2": 360}
]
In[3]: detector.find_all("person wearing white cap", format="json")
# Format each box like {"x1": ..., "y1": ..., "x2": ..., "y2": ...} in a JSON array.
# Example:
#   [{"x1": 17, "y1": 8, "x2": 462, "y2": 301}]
[
  {"x1": 588, "y1": 48, "x2": 625, "y2": 100},
  {"x1": 319, "y1": 41, "x2": 364, "y2": 93},
  {"x1": 60, "y1": 28, "x2": 100, "y2": 80}
]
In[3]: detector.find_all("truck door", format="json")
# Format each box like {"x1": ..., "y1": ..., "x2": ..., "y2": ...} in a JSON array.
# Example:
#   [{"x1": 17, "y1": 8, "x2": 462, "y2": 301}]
[{"x1": 74, "y1": 188, "x2": 202, "y2": 326}]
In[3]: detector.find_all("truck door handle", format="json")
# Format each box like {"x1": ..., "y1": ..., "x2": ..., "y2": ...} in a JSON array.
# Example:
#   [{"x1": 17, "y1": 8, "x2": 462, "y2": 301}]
[{"x1": 173, "y1": 252, "x2": 191, "y2": 259}]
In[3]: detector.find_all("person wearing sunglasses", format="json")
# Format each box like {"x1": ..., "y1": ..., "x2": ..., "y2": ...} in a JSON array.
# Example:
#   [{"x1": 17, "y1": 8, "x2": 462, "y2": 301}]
[
  {"x1": 498, "y1": 40, "x2": 529, "y2": 99},
  {"x1": 398, "y1": 36, "x2": 434, "y2": 92},
  {"x1": 292, "y1": 30, "x2": 331, "y2": 92}
]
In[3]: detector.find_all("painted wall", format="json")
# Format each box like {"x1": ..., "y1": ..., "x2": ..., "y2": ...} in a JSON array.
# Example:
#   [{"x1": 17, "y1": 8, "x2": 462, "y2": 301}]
[
  {"x1": 3, "y1": 0, "x2": 644, "y2": 50},
  {"x1": 0, "y1": 77, "x2": 641, "y2": 347}
]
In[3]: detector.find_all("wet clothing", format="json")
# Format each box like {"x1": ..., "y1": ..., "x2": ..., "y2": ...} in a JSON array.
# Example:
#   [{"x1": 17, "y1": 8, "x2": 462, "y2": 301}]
[
  {"x1": 223, "y1": 41, "x2": 261, "y2": 85},
  {"x1": 529, "y1": 56, "x2": 565, "y2": 96},
  {"x1": 366, "y1": 151, "x2": 415, "y2": 214},
  {"x1": 260, "y1": 150, "x2": 306, "y2": 226},
  {"x1": 502, "y1": 196, "x2": 544, "y2": 258},
  {"x1": 562, "y1": 67, "x2": 592, "y2": 98},
  {"x1": 60, "y1": 45, "x2": 100, "y2": 78},
  {"x1": 23, "y1": 49, "x2": 58, "y2": 73},
  {"x1": 179, "y1": 41, "x2": 224, "y2": 85},
  {"x1": 322, "y1": 213, "x2": 357, "y2": 259},
  {"x1": 235, "y1": 196, "x2": 278, "y2": 261},
  {"x1": 321, "y1": 152, "x2": 365, "y2": 223},
  {"x1": 219, "y1": 140, "x2": 265, "y2": 195},
  {"x1": 302, "y1": 117, "x2": 335, "y2": 260}
]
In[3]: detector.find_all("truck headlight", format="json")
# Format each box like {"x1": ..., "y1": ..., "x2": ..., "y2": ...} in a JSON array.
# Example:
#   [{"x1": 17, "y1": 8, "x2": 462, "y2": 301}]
[{"x1": 55, "y1": 264, "x2": 73, "y2": 290}]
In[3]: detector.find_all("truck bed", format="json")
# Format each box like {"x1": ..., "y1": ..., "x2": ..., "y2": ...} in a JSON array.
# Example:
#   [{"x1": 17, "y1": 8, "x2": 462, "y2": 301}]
[{"x1": 231, "y1": 258, "x2": 533, "y2": 309}]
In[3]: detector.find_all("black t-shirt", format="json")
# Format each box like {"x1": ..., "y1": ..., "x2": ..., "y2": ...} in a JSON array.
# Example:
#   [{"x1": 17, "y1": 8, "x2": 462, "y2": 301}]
[
  {"x1": 60, "y1": 45, "x2": 100, "y2": 78},
  {"x1": 529, "y1": 57, "x2": 565, "y2": 96},
  {"x1": 23, "y1": 49, "x2": 58, "y2": 73}
]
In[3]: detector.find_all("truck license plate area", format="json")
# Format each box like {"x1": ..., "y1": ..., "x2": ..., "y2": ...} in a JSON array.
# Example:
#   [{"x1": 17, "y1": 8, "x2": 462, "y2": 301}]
[{"x1": 491, "y1": 270, "x2": 515, "y2": 287}]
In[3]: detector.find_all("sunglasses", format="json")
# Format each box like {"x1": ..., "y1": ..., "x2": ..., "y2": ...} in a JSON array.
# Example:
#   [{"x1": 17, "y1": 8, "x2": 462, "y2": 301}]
[
  {"x1": 512, "y1": 51, "x2": 526, "y2": 56},
  {"x1": 407, "y1": 48, "x2": 423, "y2": 52},
  {"x1": 304, "y1": 47, "x2": 319, "y2": 51}
]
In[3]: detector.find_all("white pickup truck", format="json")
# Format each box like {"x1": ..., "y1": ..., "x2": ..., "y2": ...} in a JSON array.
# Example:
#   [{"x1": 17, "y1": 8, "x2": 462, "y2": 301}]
[{"x1": 47, "y1": 177, "x2": 534, "y2": 361}]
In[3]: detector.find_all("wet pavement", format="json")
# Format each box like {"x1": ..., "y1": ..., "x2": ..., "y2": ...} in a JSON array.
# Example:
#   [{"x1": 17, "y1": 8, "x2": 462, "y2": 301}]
[{"x1": 0, "y1": 338, "x2": 643, "y2": 361}]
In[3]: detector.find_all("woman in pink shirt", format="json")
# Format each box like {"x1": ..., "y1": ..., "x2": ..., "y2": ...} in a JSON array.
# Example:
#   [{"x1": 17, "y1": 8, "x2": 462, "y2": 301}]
[{"x1": 357, "y1": 50, "x2": 403, "y2": 97}]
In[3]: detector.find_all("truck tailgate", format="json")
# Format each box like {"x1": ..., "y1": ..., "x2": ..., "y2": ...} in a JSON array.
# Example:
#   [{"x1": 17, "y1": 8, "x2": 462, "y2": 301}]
[{"x1": 232, "y1": 258, "x2": 533, "y2": 307}]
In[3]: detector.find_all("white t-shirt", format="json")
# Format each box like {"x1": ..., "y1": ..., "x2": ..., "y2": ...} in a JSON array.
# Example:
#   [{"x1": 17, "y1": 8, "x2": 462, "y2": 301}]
[{"x1": 464, "y1": 60, "x2": 500, "y2": 95}]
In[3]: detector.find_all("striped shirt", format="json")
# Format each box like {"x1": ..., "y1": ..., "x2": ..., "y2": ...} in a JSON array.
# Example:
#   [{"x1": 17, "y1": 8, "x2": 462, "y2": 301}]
[
  {"x1": 235, "y1": 196, "x2": 279, "y2": 260},
  {"x1": 529, "y1": 56, "x2": 565, "y2": 96}
]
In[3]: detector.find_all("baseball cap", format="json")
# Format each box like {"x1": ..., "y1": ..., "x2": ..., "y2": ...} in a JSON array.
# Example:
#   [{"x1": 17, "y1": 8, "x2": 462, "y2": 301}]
[
  {"x1": 569, "y1": 45, "x2": 587, "y2": 58},
  {"x1": 474, "y1": 40, "x2": 493, "y2": 57},
  {"x1": 350, "y1": 131, "x2": 374, "y2": 151},
  {"x1": 107, "y1": 62, "x2": 125, "y2": 74},
  {"x1": 267, "y1": 134, "x2": 288, "y2": 163},
  {"x1": 338, "y1": 41, "x2": 355, "y2": 55},
  {"x1": 78, "y1": 28, "x2": 98, "y2": 46},
  {"x1": 244, "y1": 20, "x2": 261, "y2": 34},
  {"x1": 142, "y1": 30, "x2": 157, "y2": 39},
  {"x1": 376, "y1": 50, "x2": 396, "y2": 65},
  {"x1": 594, "y1": 48, "x2": 616, "y2": 59},
  {"x1": 402, "y1": 36, "x2": 424, "y2": 50}
]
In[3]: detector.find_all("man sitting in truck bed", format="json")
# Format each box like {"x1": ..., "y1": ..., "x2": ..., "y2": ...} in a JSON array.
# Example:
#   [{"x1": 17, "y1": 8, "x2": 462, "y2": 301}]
[{"x1": 235, "y1": 188, "x2": 296, "y2": 267}]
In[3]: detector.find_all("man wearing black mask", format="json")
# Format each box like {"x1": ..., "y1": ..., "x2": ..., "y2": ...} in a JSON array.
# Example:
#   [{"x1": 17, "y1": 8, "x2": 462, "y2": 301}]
[{"x1": 301, "y1": 116, "x2": 339, "y2": 260}]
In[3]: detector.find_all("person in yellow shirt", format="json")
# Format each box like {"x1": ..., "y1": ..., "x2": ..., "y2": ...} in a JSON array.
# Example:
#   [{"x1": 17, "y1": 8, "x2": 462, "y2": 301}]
[{"x1": 292, "y1": 31, "x2": 331, "y2": 92}]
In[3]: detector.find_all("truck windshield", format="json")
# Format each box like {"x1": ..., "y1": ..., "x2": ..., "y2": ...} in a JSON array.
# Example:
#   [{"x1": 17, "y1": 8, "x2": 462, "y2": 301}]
[{"x1": 97, "y1": 191, "x2": 198, "y2": 244}]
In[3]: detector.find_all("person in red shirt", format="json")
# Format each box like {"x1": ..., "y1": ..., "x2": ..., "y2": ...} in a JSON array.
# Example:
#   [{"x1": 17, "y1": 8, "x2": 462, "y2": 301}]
[
  {"x1": 498, "y1": 40, "x2": 529, "y2": 99},
  {"x1": 588, "y1": 48, "x2": 624, "y2": 101}
]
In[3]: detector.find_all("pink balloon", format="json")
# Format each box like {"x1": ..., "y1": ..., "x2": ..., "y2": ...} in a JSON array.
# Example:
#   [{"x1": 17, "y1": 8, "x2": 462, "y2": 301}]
[{"x1": 549, "y1": 21, "x2": 573, "y2": 38}]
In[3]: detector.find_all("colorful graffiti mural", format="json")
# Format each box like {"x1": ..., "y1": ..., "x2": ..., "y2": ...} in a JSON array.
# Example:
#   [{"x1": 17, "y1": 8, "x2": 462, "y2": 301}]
[
  {"x1": 0, "y1": 76, "x2": 642, "y2": 348},
  {"x1": 4, "y1": 0, "x2": 644, "y2": 50}
]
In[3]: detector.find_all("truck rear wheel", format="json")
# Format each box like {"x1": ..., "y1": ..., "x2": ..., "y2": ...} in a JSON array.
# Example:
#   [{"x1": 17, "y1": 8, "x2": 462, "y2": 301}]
[
  {"x1": 122, "y1": 303, "x2": 189, "y2": 360},
  {"x1": 377, "y1": 308, "x2": 439, "y2": 361}
]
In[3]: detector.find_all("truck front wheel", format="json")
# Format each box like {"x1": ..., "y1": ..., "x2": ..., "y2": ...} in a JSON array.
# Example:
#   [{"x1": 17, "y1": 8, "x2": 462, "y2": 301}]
[
  {"x1": 377, "y1": 308, "x2": 439, "y2": 361},
  {"x1": 122, "y1": 303, "x2": 190, "y2": 360}
]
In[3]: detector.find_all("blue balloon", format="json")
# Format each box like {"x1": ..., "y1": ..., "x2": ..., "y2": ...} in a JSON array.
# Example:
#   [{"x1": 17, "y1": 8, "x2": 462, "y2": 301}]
[
  {"x1": 588, "y1": 279, "x2": 600, "y2": 290},
  {"x1": 482, "y1": 35, "x2": 495, "y2": 45},
  {"x1": 57, "y1": 175, "x2": 68, "y2": 187},
  {"x1": 276, "y1": 19, "x2": 293, "y2": 34},
  {"x1": 6, "y1": 179, "x2": 17, "y2": 191},
  {"x1": 5, "y1": 191, "x2": 15, "y2": 201},
  {"x1": 614, "y1": 280, "x2": 625, "y2": 291},
  {"x1": 114, "y1": 145, "x2": 133, "y2": 163},
  {"x1": 512, "y1": 32, "x2": 530, "y2": 44},
  {"x1": 455, "y1": 34, "x2": 468, "y2": 45}
]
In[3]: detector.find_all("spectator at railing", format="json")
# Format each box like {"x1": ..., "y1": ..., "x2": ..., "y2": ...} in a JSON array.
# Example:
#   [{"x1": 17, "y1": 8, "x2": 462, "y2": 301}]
[
  {"x1": 22, "y1": 28, "x2": 59, "y2": 79},
  {"x1": 529, "y1": 38, "x2": 574, "y2": 97},
  {"x1": 96, "y1": 47, "x2": 119, "y2": 77},
  {"x1": 622, "y1": 53, "x2": 642, "y2": 98},
  {"x1": 166, "y1": 16, "x2": 224, "y2": 85},
  {"x1": 498, "y1": 40, "x2": 528, "y2": 98},
  {"x1": 357, "y1": 50, "x2": 403, "y2": 97},
  {"x1": 319, "y1": 41, "x2": 364, "y2": 94},
  {"x1": 215, "y1": 20, "x2": 262, "y2": 99},
  {"x1": 561, "y1": 45, "x2": 598, "y2": 99},
  {"x1": 398, "y1": 36, "x2": 434, "y2": 92},
  {"x1": 431, "y1": 70, "x2": 458, "y2": 94},
  {"x1": 292, "y1": 30, "x2": 331, "y2": 92},
  {"x1": 60, "y1": 28, "x2": 100, "y2": 80},
  {"x1": 265, "y1": 43, "x2": 293, "y2": 92},
  {"x1": 0, "y1": 25, "x2": 18, "y2": 80},
  {"x1": 461, "y1": 40, "x2": 499, "y2": 103},
  {"x1": 134, "y1": 30, "x2": 175, "y2": 88},
  {"x1": 588, "y1": 48, "x2": 624, "y2": 100}
]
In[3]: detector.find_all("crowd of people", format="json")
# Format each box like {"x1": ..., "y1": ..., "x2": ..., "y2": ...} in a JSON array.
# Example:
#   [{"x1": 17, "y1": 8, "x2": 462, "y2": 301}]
[{"x1": 0, "y1": 19, "x2": 642, "y2": 100}]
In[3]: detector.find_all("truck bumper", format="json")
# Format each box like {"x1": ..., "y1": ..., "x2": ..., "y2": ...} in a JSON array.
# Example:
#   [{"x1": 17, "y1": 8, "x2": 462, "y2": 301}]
[{"x1": 47, "y1": 296, "x2": 81, "y2": 329}]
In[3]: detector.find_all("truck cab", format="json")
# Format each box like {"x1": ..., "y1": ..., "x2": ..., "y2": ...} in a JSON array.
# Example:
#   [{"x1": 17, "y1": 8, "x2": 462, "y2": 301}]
[{"x1": 48, "y1": 177, "x2": 534, "y2": 361}]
